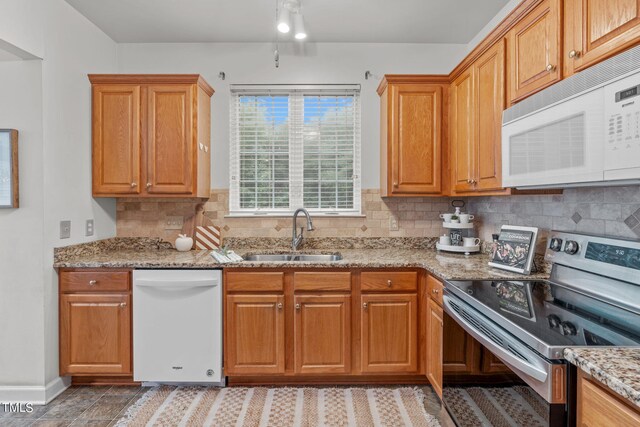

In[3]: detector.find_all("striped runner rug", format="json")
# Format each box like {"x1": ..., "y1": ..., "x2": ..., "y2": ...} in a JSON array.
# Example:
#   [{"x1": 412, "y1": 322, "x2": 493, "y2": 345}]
[
  {"x1": 115, "y1": 386, "x2": 440, "y2": 427},
  {"x1": 443, "y1": 386, "x2": 549, "y2": 427}
]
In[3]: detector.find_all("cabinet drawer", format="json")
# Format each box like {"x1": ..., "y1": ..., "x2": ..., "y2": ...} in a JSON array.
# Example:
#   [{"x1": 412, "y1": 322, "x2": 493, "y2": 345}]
[
  {"x1": 60, "y1": 271, "x2": 130, "y2": 292},
  {"x1": 294, "y1": 272, "x2": 351, "y2": 291},
  {"x1": 226, "y1": 272, "x2": 284, "y2": 292},
  {"x1": 427, "y1": 275, "x2": 444, "y2": 306},
  {"x1": 361, "y1": 271, "x2": 417, "y2": 292}
]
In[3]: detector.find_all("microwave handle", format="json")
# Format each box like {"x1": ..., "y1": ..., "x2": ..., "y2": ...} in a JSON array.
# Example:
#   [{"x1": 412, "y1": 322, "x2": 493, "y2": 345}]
[{"x1": 443, "y1": 295, "x2": 548, "y2": 382}]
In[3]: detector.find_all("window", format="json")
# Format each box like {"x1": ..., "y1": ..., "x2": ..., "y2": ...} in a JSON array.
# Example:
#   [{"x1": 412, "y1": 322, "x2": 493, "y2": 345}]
[{"x1": 229, "y1": 85, "x2": 361, "y2": 216}]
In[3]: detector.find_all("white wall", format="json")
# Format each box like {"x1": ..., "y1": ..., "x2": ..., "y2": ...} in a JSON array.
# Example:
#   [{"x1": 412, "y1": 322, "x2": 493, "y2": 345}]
[
  {"x1": 465, "y1": 0, "x2": 521, "y2": 55},
  {"x1": 0, "y1": 0, "x2": 44, "y2": 59},
  {"x1": 118, "y1": 42, "x2": 467, "y2": 189}
]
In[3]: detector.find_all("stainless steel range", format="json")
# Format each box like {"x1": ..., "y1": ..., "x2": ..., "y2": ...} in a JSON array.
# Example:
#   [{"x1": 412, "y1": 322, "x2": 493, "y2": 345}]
[{"x1": 442, "y1": 231, "x2": 640, "y2": 427}]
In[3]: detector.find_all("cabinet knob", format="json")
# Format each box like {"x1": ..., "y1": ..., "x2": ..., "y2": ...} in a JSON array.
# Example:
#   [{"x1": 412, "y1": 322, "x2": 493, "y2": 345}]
[
  {"x1": 88, "y1": 280, "x2": 97, "y2": 286},
  {"x1": 295, "y1": 303, "x2": 301, "y2": 310},
  {"x1": 277, "y1": 302, "x2": 283, "y2": 310},
  {"x1": 546, "y1": 64, "x2": 556, "y2": 72},
  {"x1": 432, "y1": 288, "x2": 439, "y2": 294},
  {"x1": 568, "y1": 50, "x2": 581, "y2": 59},
  {"x1": 393, "y1": 181, "x2": 398, "y2": 188},
  {"x1": 363, "y1": 302, "x2": 368, "y2": 309},
  {"x1": 387, "y1": 279, "x2": 392, "y2": 287},
  {"x1": 130, "y1": 182, "x2": 137, "y2": 188},
  {"x1": 146, "y1": 183, "x2": 152, "y2": 188},
  {"x1": 120, "y1": 302, "x2": 127, "y2": 308}
]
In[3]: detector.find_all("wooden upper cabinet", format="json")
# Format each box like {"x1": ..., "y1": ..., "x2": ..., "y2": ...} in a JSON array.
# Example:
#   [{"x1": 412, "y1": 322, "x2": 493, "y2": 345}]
[
  {"x1": 507, "y1": 0, "x2": 562, "y2": 104},
  {"x1": 89, "y1": 75, "x2": 213, "y2": 198},
  {"x1": 565, "y1": 0, "x2": 640, "y2": 76},
  {"x1": 225, "y1": 294, "x2": 285, "y2": 375},
  {"x1": 294, "y1": 294, "x2": 351, "y2": 374},
  {"x1": 378, "y1": 76, "x2": 447, "y2": 197},
  {"x1": 146, "y1": 85, "x2": 194, "y2": 194},
  {"x1": 92, "y1": 85, "x2": 141, "y2": 195},
  {"x1": 60, "y1": 293, "x2": 131, "y2": 375},
  {"x1": 361, "y1": 293, "x2": 418, "y2": 373},
  {"x1": 475, "y1": 40, "x2": 506, "y2": 192},
  {"x1": 450, "y1": 68, "x2": 475, "y2": 193}
]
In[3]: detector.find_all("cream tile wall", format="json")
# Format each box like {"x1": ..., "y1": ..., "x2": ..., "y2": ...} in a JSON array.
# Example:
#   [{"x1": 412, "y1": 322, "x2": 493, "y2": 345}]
[{"x1": 116, "y1": 189, "x2": 463, "y2": 243}]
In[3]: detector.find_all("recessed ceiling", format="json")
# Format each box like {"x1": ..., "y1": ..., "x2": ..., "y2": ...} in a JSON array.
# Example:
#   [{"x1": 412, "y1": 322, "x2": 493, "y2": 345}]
[{"x1": 64, "y1": 0, "x2": 510, "y2": 43}]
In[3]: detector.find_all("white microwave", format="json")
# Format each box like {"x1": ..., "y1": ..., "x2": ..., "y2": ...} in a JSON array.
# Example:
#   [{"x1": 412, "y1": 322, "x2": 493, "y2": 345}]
[{"x1": 502, "y1": 46, "x2": 640, "y2": 189}]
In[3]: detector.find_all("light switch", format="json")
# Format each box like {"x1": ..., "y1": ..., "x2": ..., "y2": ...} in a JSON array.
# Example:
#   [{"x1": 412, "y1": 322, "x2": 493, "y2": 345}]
[
  {"x1": 86, "y1": 219, "x2": 94, "y2": 236},
  {"x1": 60, "y1": 220, "x2": 71, "y2": 239}
]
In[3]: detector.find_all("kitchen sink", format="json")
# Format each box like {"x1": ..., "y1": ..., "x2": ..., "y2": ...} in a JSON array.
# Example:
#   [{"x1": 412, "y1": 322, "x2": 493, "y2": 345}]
[{"x1": 244, "y1": 253, "x2": 342, "y2": 262}]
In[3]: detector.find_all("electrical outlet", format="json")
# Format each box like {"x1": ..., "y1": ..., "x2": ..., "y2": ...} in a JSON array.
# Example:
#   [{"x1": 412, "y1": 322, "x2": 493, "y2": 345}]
[
  {"x1": 389, "y1": 215, "x2": 399, "y2": 231},
  {"x1": 85, "y1": 219, "x2": 94, "y2": 236},
  {"x1": 165, "y1": 216, "x2": 184, "y2": 230},
  {"x1": 60, "y1": 220, "x2": 71, "y2": 239}
]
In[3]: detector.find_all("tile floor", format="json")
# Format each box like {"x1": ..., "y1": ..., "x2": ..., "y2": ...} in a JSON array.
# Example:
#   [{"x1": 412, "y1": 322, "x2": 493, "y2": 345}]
[{"x1": 1, "y1": 385, "x2": 454, "y2": 426}]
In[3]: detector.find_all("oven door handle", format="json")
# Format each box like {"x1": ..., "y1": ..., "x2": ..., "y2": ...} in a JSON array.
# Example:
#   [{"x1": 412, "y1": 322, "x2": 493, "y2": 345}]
[{"x1": 443, "y1": 295, "x2": 549, "y2": 383}]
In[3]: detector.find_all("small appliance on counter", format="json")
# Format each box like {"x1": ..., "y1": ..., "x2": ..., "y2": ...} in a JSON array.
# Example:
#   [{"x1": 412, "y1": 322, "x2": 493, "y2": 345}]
[{"x1": 436, "y1": 200, "x2": 480, "y2": 255}]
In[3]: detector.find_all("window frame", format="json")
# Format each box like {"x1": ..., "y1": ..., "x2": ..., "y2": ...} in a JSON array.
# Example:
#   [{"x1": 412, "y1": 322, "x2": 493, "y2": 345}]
[{"x1": 228, "y1": 84, "x2": 362, "y2": 217}]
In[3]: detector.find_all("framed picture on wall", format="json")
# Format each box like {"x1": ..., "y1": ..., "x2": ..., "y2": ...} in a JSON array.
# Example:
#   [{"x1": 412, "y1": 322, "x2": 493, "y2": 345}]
[{"x1": 0, "y1": 129, "x2": 19, "y2": 208}]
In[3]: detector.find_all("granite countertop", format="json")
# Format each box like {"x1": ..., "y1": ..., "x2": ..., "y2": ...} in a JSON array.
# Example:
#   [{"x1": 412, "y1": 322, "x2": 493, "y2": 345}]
[
  {"x1": 564, "y1": 347, "x2": 640, "y2": 408},
  {"x1": 53, "y1": 237, "x2": 550, "y2": 282}
]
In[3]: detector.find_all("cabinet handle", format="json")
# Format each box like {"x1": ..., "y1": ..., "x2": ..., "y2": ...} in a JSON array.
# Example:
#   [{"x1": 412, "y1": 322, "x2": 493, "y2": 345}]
[
  {"x1": 387, "y1": 279, "x2": 392, "y2": 287},
  {"x1": 120, "y1": 302, "x2": 127, "y2": 308},
  {"x1": 277, "y1": 302, "x2": 283, "y2": 310},
  {"x1": 295, "y1": 303, "x2": 301, "y2": 310},
  {"x1": 363, "y1": 302, "x2": 368, "y2": 309},
  {"x1": 568, "y1": 50, "x2": 581, "y2": 59},
  {"x1": 432, "y1": 288, "x2": 439, "y2": 294},
  {"x1": 546, "y1": 64, "x2": 555, "y2": 72},
  {"x1": 146, "y1": 183, "x2": 152, "y2": 188},
  {"x1": 88, "y1": 280, "x2": 97, "y2": 286},
  {"x1": 130, "y1": 182, "x2": 137, "y2": 188}
]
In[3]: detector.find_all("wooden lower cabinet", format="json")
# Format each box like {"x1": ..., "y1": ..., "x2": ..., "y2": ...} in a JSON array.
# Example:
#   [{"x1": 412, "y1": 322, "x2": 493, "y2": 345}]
[
  {"x1": 443, "y1": 312, "x2": 479, "y2": 374},
  {"x1": 294, "y1": 294, "x2": 351, "y2": 374},
  {"x1": 577, "y1": 370, "x2": 640, "y2": 426},
  {"x1": 224, "y1": 294, "x2": 285, "y2": 375},
  {"x1": 427, "y1": 298, "x2": 444, "y2": 399},
  {"x1": 361, "y1": 293, "x2": 418, "y2": 373},
  {"x1": 59, "y1": 293, "x2": 131, "y2": 375}
]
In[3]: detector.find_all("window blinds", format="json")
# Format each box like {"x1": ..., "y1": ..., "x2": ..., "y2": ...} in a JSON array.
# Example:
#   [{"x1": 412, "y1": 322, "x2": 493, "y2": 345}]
[{"x1": 230, "y1": 85, "x2": 361, "y2": 215}]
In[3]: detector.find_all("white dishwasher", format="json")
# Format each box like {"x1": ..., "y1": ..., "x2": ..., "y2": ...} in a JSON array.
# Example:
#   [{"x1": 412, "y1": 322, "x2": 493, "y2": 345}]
[{"x1": 133, "y1": 269, "x2": 223, "y2": 384}]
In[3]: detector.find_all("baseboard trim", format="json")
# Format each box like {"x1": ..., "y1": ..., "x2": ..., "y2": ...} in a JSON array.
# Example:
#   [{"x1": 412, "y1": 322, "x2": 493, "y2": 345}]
[{"x1": 0, "y1": 376, "x2": 71, "y2": 405}]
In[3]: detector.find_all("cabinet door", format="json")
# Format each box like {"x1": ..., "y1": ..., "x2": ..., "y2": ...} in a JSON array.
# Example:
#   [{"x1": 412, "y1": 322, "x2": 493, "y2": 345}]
[
  {"x1": 225, "y1": 294, "x2": 285, "y2": 375},
  {"x1": 565, "y1": 0, "x2": 640, "y2": 76},
  {"x1": 389, "y1": 84, "x2": 442, "y2": 194},
  {"x1": 507, "y1": 0, "x2": 561, "y2": 103},
  {"x1": 474, "y1": 40, "x2": 506, "y2": 192},
  {"x1": 92, "y1": 85, "x2": 141, "y2": 195},
  {"x1": 481, "y1": 347, "x2": 512, "y2": 374},
  {"x1": 578, "y1": 371, "x2": 640, "y2": 426},
  {"x1": 294, "y1": 294, "x2": 351, "y2": 374},
  {"x1": 60, "y1": 293, "x2": 131, "y2": 375},
  {"x1": 443, "y1": 313, "x2": 479, "y2": 375},
  {"x1": 361, "y1": 293, "x2": 418, "y2": 373},
  {"x1": 450, "y1": 69, "x2": 475, "y2": 193},
  {"x1": 146, "y1": 85, "x2": 194, "y2": 194},
  {"x1": 427, "y1": 299, "x2": 444, "y2": 399}
]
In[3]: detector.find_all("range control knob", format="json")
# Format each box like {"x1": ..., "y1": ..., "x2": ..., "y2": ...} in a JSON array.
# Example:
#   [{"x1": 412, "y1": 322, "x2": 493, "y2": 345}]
[
  {"x1": 547, "y1": 314, "x2": 561, "y2": 328},
  {"x1": 549, "y1": 238, "x2": 563, "y2": 252},
  {"x1": 560, "y1": 321, "x2": 578, "y2": 336},
  {"x1": 564, "y1": 240, "x2": 580, "y2": 255}
]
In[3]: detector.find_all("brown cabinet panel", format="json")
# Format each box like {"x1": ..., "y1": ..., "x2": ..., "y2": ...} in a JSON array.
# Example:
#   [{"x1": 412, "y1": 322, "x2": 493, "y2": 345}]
[
  {"x1": 426, "y1": 275, "x2": 444, "y2": 307},
  {"x1": 450, "y1": 69, "x2": 475, "y2": 193},
  {"x1": 578, "y1": 370, "x2": 640, "y2": 426},
  {"x1": 146, "y1": 85, "x2": 194, "y2": 194},
  {"x1": 60, "y1": 271, "x2": 130, "y2": 293},
  {"x1": 480, "y1": 348, "x2": 512, "y2": 374},
  {"x1": 294, "y1": 295, "x2": 351, "y2": 374},
  {"x1": 225, "y1": 272, "x2": 284, "y2": 292},
  {"x1": 566, "y1": 0, "x2": 640, "y2": 76},
  {"x1": 60, "y1": 293, "x2": 131, "y2": 375},
  {"x1": 475, "y1": 40, "x2": 506, "y2": 191},
  {"x1": 361, "y1": 271, "x2": 418, "y2": 292},
  {"x1": 225, "y1": 294, "x2": 285, "y2": 375},
  {"x1": 361, "y1": 293, "x2": 418, "y2": 373},
  {"x1": 92, "y1": 85, "x2": 141, "y2": 195},
  {"x1": 443, "y1": 312, "x2": 479, "y2": 374},
  {"x1": 507, "y1": 0, "x2": 562, "y2": 103},
  {"x1": 293, "y1": 272, "x2": 351, "y2": 292},
  {"x1": 427, "y1": 298, "x2": 444, "y2": 399}
]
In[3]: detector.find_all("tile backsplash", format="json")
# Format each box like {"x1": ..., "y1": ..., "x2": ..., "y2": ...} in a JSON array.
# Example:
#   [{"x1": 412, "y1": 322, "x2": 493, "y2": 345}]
[
  {"x1": 116, "y1": 186, "x2": 640, "y2": 247},
  {"x1": 116, "y1": 189, "x2": 461, "y2": 243}
]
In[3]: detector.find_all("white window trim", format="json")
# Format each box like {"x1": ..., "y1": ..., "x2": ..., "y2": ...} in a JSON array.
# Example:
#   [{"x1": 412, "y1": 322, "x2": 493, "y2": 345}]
[{"x1": 228, "y1": 84, "x2": 362, "y2": 217}]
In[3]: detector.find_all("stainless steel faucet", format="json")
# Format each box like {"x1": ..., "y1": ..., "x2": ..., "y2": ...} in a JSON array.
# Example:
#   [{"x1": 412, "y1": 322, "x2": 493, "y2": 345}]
[{"x1": 292, "y1": 208, "x2": 314, "y2": 251}]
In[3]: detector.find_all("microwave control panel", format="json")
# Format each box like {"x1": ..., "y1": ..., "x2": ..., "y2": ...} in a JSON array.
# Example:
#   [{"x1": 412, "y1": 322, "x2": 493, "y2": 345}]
[{"x1": 605, "y1": 73, "x2": 640, "y2": 172}]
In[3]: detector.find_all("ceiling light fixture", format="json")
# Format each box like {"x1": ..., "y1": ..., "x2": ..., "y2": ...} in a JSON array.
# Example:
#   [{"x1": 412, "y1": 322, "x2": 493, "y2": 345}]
[
  {"x1": 294, "y1": 13, "x2": 307, "y2": 40},
  {"x1": 277, "y1": 6, "x2": 291, "y2": 33}
]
